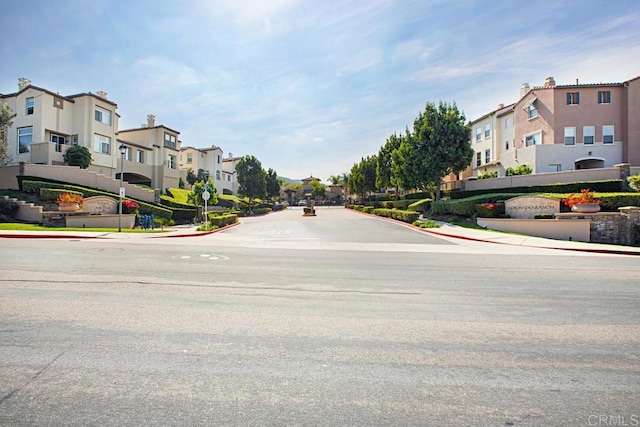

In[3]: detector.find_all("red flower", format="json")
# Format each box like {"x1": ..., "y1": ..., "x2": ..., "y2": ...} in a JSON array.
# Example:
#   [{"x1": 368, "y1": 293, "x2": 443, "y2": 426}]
[
  {"x1": 123, "y1": 200, "x2": 139, "y2": 209},
  {"x1": 563, "y1": 189, "x2": 601, "y2": 207}
]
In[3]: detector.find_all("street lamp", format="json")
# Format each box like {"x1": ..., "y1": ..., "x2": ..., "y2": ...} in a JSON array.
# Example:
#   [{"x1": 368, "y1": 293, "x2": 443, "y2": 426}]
[{"x1": 118, "y1": 144, "x2": 126, "y2": 232}]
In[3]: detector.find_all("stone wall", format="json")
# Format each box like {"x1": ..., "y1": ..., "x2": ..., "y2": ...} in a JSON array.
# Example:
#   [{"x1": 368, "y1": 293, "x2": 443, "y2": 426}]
[{"x1": 556, "y1": 207, "x2": 640, "y2": 246}]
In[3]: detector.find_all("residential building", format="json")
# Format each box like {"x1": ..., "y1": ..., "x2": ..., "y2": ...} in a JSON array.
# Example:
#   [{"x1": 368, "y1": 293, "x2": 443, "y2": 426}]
[
  {"x1": 467, "y1": 75, "x2": 640, "y2": 179},
  {"x1": 117, "y1": 114, "x2": 184, "y2": 190},
  {"x1": 470, "y1": 103, "x2": 515, "y2": 177},
  {"x1": 1, "y1": 78, "x2": 188, "y2": 191},
  {"x1": 179, "y1": 145, "x2": 237, "y2": 195},
  {"x1": 1, "y1": 78, "x2": 120, "y2": 174}
]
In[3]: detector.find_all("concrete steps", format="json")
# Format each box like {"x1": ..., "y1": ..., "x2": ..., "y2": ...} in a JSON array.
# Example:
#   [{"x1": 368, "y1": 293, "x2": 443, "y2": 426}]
[{"x1": 2, "y1": 195, "x2": 44, "y2": 223}]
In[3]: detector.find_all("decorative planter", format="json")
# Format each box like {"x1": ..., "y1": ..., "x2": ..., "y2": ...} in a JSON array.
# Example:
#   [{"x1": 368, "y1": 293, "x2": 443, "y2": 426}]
[
  {"x1": 571, "y1": 203, "x2": 601, "y2": 213},
  {"x1": 58, "y1": 204, "x2": 81, "y2": 213}
]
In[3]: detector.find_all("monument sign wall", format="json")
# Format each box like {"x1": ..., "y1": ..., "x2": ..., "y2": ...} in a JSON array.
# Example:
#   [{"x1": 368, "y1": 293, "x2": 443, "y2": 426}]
[
  {"x1": 83, "y1": 196, "x2": 118, "y2": 214},
  {"x1": 505, "y1": 196, "x2": 560, "y2": 219}
]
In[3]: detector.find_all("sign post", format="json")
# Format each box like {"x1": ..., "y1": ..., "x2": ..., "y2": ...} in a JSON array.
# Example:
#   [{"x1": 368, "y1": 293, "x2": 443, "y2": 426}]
[{"x1": 202, "y1": 187, "x2": 211, "y2": 229}]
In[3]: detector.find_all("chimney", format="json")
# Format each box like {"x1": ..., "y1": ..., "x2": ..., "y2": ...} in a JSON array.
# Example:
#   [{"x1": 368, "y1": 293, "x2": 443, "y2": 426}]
[
  {"x1": 228, "y1": 153, "x2": 233, "y2": 159},
  {"x1": 520, "y1": 83, "x2": 530, "y2": 98},
  {"x1": 498, "y1": 103, "x2": 505, "y2": 109},
  {"x1": 18, "y1": 78, "x2": 32, "y2": 90},
  {"x1": 543, "y1": 76, "x2": 556, "y2": 88},
  {"x1": 96, "y1": 91, "x2": 108, "y2": 99},
  {"x1": 147, "y1": 114, "x2": 156, "y2": 127}
]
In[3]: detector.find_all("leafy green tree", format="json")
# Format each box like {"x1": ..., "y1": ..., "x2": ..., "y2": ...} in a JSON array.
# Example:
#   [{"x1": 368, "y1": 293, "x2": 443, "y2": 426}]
[
  {"x1": 186, "y1": 169, "x2": 197, "y2": 186},
  {"x1": 0, "y1": 103, "x2": 15, "y2": 166},
  {"x1": 63, "y1": 145, "x2": 92, "y2": 169},
  {"x1": 309, "y1": 179, "x2": 326, "y2": 200},
  {"x1": 376, "y1": 133, "x2": 402, "y2": 199},
  {"x1": 348, "y1": 161, "x2": 365, "y2": 200},
  {"x1": 266, "y1": 168, "x2": 280, "y2": 201},
  {"x1": 187, "y1": 178, "x2": 218, "y2": 206},
  {"x1": 412, "y1": 102, "x2": 473, "y2": 200},
  {"x1": 236, "y1": 155, "x2": 267, "y2": 212},
  {"x1": 349, "y1": 156, "x2": 377, "y2": 200},
  {"x1": 178, "y1": 176, "x2": 186, "y2": 189}
]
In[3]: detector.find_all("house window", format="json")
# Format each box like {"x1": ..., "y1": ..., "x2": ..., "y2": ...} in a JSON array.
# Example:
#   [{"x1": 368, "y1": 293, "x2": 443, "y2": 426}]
[
  {"x1": 525, "y1": 132, "x2": 541, "y2": 146},
  {"x1": 485, "y1": 149, "x2": 491, "y2": 163},
  {"x1": 187, "y1": 153, "x2": 193, "y2": 164},
  {"x1": 124, "y1": 147, "x2": 132, "y2": 161},
  {"x1": 583, "y1": 126, "x2": 595, "y2": 144},
  {"x1": 26, "y1": 97, "x2": 34, "y2": 115},
  {"x1": 217, "y1": 155, "x2": 221, "y2": 164},
  {"x1": 168, "y1": 155, "x2": 176, "y2": 169},
  {"x1": 603, "y1": 125, "x2": 614, "y2": 144},
  {"x1": 484, "y1": 123, "x2": 491, "y2": 138},
  {"x1": 564, "y1": 127, "x2": 576, "y2": 145},
  {"x1": 476, "y1": 127, "x2": 482, "y2": 142},
  {"x1": 505, "y1": 140, "x2": 510, "y2": 150},
  {"x1": 164, "y1": 133, "x2": 177, "y2": 149},
  {"x1": 504, "y1": 118, "x2": 510, "y2": 129},
  {"x1": 136, "y1": 150, "x2": 144, "y2": 163},
  {"x1": 94, "y1": 134, "x2": 111, "y2": 154},
  {"x1": 50, "y1": 133, "x2": 67, "y2": 152},
  {"x1": 227, "y1": 175, "x2": 231, "y2": 182},
  {"x1": 548, "y1": 164, "x2": 561, "y2": 172},
  {"x1": 71, "y1": 134, "x2": 79, "y2": 145},
  {"x1": 598, "y1": 91, "x2": 611, "y2": 104},
  {"x1": 17, "y1": 127, "x2": 33, "y2": 154},
  {"x1": 216, "y1": 170, "x2": 221, "y2": 180},
  {"x1": 94, "y1": 107, "x2": 112, "y2": 125},
  {"x1": 566, "y1": 92, "x2": 580, "y2": 105},
  {"x1": 476, "y1": 152, "x2": 481, "y2": 167},
  {"x1": 523, "y1": 98, "x2": 537, "y2": 119}
]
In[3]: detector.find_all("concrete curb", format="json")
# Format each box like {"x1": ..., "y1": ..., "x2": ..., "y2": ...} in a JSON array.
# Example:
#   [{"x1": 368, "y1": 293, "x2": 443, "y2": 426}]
[{"x1": 345, "y1": 208, "x2": 640, "y2": 256}]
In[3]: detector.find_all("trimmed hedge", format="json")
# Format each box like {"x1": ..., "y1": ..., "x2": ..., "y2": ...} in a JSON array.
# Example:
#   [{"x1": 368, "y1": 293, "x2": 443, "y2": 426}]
[
  {"x1": 408, "y1": 198, "x2": 432, "y2": 212},
  {"x1": 403, "y1": 191, "x2": 432, "y2": 200},
  {"x1": 432, "y1": 193, "x2": 526, "y2": 217},
  {"x1": 40, "y1": 188, "x2": 82, "y2": 201},
  {"x1": 451, "y1": 179, "x2": 623, "y2": 199},
  {"x1": 206, "y1": 213, "x2": 238, "y2": 227},
  {"x1": 372, "y1": 208, "x2": 420, "y2": 223},
  {"x1": 21, "y1": 180, "x2": 173, "y2": 220},
  {"x1": 542, "y1": 192, "x2": 640, "y2": 211}
]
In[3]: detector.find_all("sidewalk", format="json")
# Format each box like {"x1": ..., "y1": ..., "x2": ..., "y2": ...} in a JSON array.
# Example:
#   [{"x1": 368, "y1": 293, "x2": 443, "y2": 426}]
[
  {"x1": 0, "y1": 222, "x2": 239, "y2": 240},
  {"x1": 2, "y1": 218, "x2": 639, "y2": 256},
  {"x1": 416, "y1": 221, "x2": 640, "y2": 256}
]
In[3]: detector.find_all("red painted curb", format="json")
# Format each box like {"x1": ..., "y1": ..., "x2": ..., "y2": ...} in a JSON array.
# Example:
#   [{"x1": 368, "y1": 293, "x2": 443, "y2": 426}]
[{"x1": 345, "y1": 208, "x2": 640, "y2": 256}]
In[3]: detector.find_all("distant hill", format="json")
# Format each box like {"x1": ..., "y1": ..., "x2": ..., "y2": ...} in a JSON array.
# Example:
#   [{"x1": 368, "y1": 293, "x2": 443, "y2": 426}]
[{"x1": 278, "y1": 176, "x2": 302, "y2": 185}]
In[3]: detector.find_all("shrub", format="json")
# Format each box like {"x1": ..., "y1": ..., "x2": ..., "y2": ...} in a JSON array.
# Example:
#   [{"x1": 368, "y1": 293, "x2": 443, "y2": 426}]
[
  {"x1": 433, "y1": 193, "x2": 525, "y2": 217},
  {"x1": 403, "y1": 192, "x2": 431, "y2": 200},
  {"x1": 408, "y1": 198, "x2": 432, "y2": 212},
  {"x1": 0, "y1": 198, "x2": 19, "y2": 216},
  {"x1": 478, "y1": 171, "x2": 498, "y2": 179},
  {"x1": 412, "y1": 220, "x2": 440, "y2": 229},
  {"x1": 372, "y1": 208, "x2": 420, "y2": 223},
  {"x1": 506, "y1": 164, "x2": 533, "y2": 176},
  {"x1": 206, "y1": 213, "x2": 238, "y2": 227},
  {"x1": 40, "y1": 188, "x2": 82, "y2": 202},
  {"x1": 628, "y1": 173, "x2": 640, "y2": 192},
  {"x1": 474, "y1": 202, "x2": 505, "y2": 218}
]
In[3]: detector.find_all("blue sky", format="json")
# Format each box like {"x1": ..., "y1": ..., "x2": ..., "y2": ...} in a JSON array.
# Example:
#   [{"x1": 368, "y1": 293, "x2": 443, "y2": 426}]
[{"x1": 2, "y1": 0, "x2": 639, "y2": 181}]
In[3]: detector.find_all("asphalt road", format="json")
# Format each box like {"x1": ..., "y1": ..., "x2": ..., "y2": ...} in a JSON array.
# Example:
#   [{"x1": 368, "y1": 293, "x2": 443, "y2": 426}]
[{"x1": 1, "y1": 208, "x2": 639, "y2": 426}]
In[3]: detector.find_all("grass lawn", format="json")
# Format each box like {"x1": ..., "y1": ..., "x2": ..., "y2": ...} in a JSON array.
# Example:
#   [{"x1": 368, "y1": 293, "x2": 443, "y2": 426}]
[{"x1": 0, "y1": 223, "x2": 167, "y2": 233}]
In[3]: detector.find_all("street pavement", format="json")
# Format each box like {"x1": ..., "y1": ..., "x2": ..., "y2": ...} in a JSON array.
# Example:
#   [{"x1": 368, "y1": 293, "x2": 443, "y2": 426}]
[
  {"x1": 2, "y1": 206, "x2": 639, "y2": 256},
  {"x1": 1, "y1": 207, "x2": 639, "y2": 426}
]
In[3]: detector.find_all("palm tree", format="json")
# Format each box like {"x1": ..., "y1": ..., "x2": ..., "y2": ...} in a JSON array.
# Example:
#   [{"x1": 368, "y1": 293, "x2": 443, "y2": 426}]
[{"x1": 327, "y1": 175, "x2": 341, "y2": 185}]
